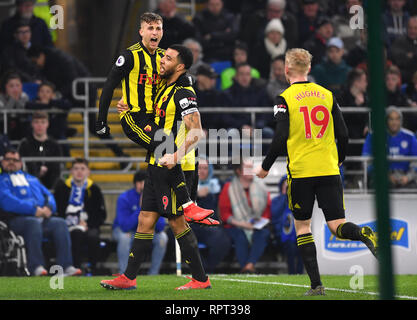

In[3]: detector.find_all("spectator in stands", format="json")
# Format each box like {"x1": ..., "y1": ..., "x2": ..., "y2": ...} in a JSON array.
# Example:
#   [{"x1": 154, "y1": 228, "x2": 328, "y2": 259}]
[
  {"x1": 346, "y1": 28, "x2": 368, "y2": 68},
  {"x1": 338, "y1": 68, "x2": 369, "y2": 188},
  {"x1": 0, "y1": 148, "x2": 81, "y2": 276},
  {"x1": 1, "y1": 21, "x2": 38, "y2": 82},
  {"x1": 191, "y1": 157, "x2": 231, "y2": 273},
  {"x1": 385, "y1": 65, "x2": 409, "y2": 107},
  {"x1": 240, "y1": 0, "x2": 298, "y2": 57},
  {"x1": 251, "y1": 18, "x2": 287, "y2": 79},
  {"x1": 404, "y1": 70, "x2": 417, "y2": 132},
  {"x1": 311, "y1": 37, "x2": 351, "y2": 96},
  {"x1": 112, "y1": 171, "x2": 167, "y2": 275},
  {"x1": 270, "y1": 175, "x2": 303, "y2": 274},
  {"x1": 383, "y1": 0, "x2": 410, "y2": 48},
  {"x1": 27, "y1": 45, "x2": 130, "y2": 166},
  {"x1": 332, "y1": 0, "x2": 363, "y2": 51},
  {"x1": 18, "y1": 111, "x2": 62, "y2": 190},
  {"x1": 362, "y1": 106, "x2": 417, "y2": 188},
  {"x1": 0, "y1": 0, "x2": 53, "y2": 50},
  {"x1": 220, "y1": 63, "x2": 272, "y2": 131},
  {"x1": 195, "y1": 64, "x2": 223, "y2": 130},
  {"x1": 221, "y1": 41, "x2": 261, "y2": 90},
  {"x1": 25, "y1": 81, "x2": 72, "y2": 141},
  {"x1": 266, "y1": 55, "x2": 289, "y2": 102},
  {"x1": 0, "y1": 133, "x2": 11, "y2": 157},
  {"x1": 338, "y1": 68, "x2": 369, "y2": 143},
  {"x1": 218, "y1": 158, "x2": 271, "y2": 273},
  {"x1": 302, "y1": 16, "x2": 334, "y2": 66},
  {"x1": 0, "y1": 72, "x2": 30, "y2": 140},
  {"x1": 192, "y1": 0, "x2": 239, "y2": 62},
  {"x1": 183, "y1": 38, "x2": 206, "y2": 77},
  {"x1": 54, "y1": 158, "x2": 107, "y2": 275},
  {"x1": 390, "y1": 16, "x2": 417, "y2": 83},
  {"x1": 156, "y1": 0, "x2": 195, "y2": 49},
  {"x1": 27, "y1": 45, "x2": 89, "y2": 104},
  {"x1": 297, "y1": 0, "x2": 325, "y2": 46}
]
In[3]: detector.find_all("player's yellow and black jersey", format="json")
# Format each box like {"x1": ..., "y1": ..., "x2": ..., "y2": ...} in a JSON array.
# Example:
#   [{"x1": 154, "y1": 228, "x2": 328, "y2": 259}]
[
  {"x1": 97, "y1": 41, "x2": 165, "y2": 122},
  {"x1": 262, "y1": 81, "x2": 349, "y2": 179},
  {"x1": 147, "y1": 73, "x2": 198, "y2": 171}
]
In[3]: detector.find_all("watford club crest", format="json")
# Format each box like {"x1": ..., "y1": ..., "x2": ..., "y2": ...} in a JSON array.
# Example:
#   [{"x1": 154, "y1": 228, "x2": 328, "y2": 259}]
[{"x1": 144, "y1": 125, "x2": 152, "y2": 132}]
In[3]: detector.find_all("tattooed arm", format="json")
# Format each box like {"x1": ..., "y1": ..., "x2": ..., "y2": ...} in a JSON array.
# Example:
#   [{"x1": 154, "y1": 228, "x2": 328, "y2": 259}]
[{"x1": 158, "y1": 110, "x2": 204, "y2": 169}]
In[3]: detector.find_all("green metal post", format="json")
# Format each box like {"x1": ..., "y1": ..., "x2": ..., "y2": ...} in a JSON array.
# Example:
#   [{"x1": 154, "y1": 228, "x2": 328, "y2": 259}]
[{"x1": 366, "y1": 0, "x2": 395, "y2": 299}]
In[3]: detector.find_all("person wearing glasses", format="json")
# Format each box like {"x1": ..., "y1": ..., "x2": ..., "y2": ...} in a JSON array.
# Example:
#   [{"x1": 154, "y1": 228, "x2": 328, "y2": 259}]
[{"x1": 0, "y1": 148, "x2": 81, "y2": 277}]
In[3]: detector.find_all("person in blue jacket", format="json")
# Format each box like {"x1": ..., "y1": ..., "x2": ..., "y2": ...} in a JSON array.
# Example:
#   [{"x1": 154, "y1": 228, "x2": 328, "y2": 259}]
[
  {"x1": 362, "y1": 106, "x2": 417, "y2": 188},
  {"x1": 113, "y1": 171, "x2": 167, "y2": 275},
  {"x1": 0, "y1": 148, "x2": 81, "y2": 276}
]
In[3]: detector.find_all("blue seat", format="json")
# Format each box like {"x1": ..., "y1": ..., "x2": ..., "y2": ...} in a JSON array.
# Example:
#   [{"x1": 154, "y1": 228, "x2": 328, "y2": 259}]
[
  {"x1": 23, "y1": 82, "x2": 40, "y2": 101},
  {"x1": 210, "y1": 60, "x2": 232, "y2": 90}
]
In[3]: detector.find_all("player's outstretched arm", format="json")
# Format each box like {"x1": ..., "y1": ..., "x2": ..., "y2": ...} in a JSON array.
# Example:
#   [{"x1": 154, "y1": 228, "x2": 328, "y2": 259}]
[
  {"x1": 95, "y1": 51, "x2": 133, "y2": 136},
  {"x1": 260, "y1": 97, "x2": 290, "y2": 175}
]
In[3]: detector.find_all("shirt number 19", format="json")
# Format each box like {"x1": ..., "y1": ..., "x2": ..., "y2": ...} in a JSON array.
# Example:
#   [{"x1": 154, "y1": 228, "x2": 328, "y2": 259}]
[{"x1": 299, "y1": 105, "x2": 330, "y2": 139}]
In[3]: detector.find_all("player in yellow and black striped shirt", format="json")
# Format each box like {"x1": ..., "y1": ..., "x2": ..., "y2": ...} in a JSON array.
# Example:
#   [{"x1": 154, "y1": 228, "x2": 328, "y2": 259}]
[
  {"x1": 95, "y1": 13, "x2": 213, "y2": 225},
  {"x1": 255, "y1": 48, "x2": 377, "y2": 296},
  {"x1": 100, "y1": 45, "x2": 213, "y2": 291}
]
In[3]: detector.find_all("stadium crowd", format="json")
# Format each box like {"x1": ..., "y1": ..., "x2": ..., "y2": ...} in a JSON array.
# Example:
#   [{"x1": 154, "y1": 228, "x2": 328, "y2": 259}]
[{"x1": 1, "y1": 0, "x2": 417, "y2": 276}]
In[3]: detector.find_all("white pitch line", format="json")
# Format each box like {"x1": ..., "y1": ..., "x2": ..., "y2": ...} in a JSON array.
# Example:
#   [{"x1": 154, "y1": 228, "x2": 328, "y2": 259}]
[{"x1": 210, "y1": 276, "x2": 417, "y2": 300}]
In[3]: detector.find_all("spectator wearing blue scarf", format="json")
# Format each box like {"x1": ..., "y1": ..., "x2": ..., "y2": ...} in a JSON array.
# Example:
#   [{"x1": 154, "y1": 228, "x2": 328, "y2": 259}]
[
  {"x1": 0, "y1": 148, "x2": 81, "y2": 276},
  {"x1": 54, "y1": 158, "x2": 107, "y2": 274},
  {"x1": 113, "y1": 171, "x2": 167, "y2": 275}
]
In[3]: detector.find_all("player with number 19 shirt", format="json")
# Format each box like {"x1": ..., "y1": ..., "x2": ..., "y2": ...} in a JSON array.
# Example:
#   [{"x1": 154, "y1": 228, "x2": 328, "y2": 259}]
[
  {"x1": 272, "y1": 82, "x2": 343, "y2": 179},
  {"x1": 256, "y1": 48, "x2": 377, "y2": 296}
]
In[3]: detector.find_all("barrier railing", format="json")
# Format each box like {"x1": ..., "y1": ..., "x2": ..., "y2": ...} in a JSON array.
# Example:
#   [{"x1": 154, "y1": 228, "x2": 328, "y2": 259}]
[{"x1": 0, "y1": 77, "x2": 416, "y2": 194}]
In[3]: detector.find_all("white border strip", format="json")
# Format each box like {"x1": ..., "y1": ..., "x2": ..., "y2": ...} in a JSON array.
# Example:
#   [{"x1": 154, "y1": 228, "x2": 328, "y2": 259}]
[{"x1": 210, "y1": 276, "x2": 417, "y2": 300}]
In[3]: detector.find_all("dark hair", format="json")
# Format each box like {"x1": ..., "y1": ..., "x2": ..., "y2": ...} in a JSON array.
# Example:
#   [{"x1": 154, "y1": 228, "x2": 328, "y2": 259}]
[
  {"x1": 271, "y1": 54, "x2": 285, "y2": 64},
  {"x1": 72, "y1": 157, "x2": 89, "y2": 167},
  {"x1": 169, "y1": 44, "x2": 193, "y2": 70},
  {"x1": 27, "y1": 45, "x2": 45, "y2": 58},
  {"x1": 0, "y1": 71, "x2": 22, "y2": 94},
  {"x1": 234, "y1": 41, "x2": 248, "y2": 53},
  {"x1": 235, "y1": 62, "x2": 251, "y2": 72},
  {"x1": 3, "y1": 147, "x2": 19, "y2": 157},
  {"x1": 32, "y1": 111, "x2": 49, "y2": 120},
  {"x1": 14, "y1": 20, "x2": 30, "y2": 33},
  {"x1": 39, "y1": 81, "x2": 56, "y2": 92},
  {"x1": 140, "y1": 12, "x2": 163, "y2": 25},
  {"x1": 133, "y1": 171, "x2": 146, "y2": 184},
  {"x1": 347, "y1": 68, "x2": 366, "y2": 88}
]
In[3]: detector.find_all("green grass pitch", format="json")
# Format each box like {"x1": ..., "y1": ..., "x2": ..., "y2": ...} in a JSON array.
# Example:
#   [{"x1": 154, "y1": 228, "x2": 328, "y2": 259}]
[{"x1": 0, "y1": 274, "x2": 416, "y2": 300}]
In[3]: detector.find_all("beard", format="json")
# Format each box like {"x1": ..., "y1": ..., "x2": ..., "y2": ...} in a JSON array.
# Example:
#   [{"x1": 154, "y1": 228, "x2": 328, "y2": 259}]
[{"x1": 160, "y1": 68, "x2": 175, "y2": 79}]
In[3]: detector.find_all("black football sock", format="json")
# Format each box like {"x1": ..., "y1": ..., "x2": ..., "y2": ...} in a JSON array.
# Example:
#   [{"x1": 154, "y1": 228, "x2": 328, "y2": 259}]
[
  {"x1": 176, "y1": 227, "x2": 207, "y2": 282},
  {"x1": 124, "y1": 233, "x2": 153, "y2": 280},
  {"x1": 167, "y1": 164, "x2": 192, "y2": 207},
  {"x1": 336, "y1": 222, "x2": 362, "y2": 241},
  {"x1": 297, "y1": 233, "x2": 322, "y2": 289}
]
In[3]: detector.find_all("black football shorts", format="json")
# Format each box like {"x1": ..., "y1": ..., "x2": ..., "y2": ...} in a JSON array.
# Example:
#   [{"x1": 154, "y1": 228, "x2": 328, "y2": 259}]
[
  {"x1": 120, "y1": 111, "x2": 160, "y2": 152},
  {"x1": 287, "y1": 175, "x2": 345, "y2": 222},
  {"x1": 141, "y1": 164, "x2": 197, "y2": 218}
]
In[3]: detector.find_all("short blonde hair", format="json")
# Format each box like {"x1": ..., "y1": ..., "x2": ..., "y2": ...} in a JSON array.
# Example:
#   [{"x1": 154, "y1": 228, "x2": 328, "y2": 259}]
[{"x1": 285, "y1": 48, "x2": 312, "y2": 76}]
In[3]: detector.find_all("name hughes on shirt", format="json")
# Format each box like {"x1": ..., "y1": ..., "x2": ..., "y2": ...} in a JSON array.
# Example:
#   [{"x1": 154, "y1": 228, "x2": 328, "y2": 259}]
[{"x1": 295, "y1": 90, "x2": 326, "y2": 101}]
